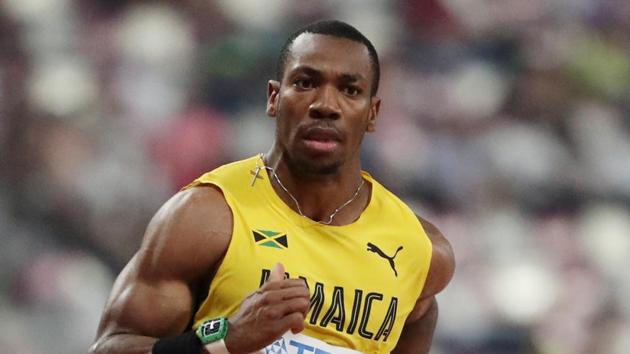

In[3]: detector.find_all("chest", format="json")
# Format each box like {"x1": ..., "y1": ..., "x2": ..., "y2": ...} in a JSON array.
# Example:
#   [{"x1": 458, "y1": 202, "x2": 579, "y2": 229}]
[{"x1": 215, "y1": 218, "x2": 423, "y2": 341}]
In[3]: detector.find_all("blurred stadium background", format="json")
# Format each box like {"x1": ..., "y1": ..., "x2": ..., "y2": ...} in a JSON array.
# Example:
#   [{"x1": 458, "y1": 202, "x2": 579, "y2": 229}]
[{"x1": 1, "y1": 0, "x2": 630, "y2": 353}]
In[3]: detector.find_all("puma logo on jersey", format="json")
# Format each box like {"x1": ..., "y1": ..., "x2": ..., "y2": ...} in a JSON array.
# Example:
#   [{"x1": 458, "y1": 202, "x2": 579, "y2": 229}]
[{"x1": 367, "y1": 242, "x2": 403, "y2": 277}]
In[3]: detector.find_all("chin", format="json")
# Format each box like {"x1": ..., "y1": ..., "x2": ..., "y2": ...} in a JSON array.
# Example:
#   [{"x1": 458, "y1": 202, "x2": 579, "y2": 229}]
[
  {"x1": 286, "y1": 151, "x2": 344, "y2": 176},
  {"x1": 310, "y1": 160, "x2": 342, "y2": 175}
]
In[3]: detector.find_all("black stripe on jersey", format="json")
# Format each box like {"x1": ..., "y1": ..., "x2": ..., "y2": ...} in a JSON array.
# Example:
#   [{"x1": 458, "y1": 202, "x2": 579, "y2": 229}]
[
  {"x1": 359, "y1": 292, "x2": 383, "y2": 339},
  {"x1": 346, "y1": 289, "x2": 363, "y2": 335},
  {"x1": 320, "y1": 286, "x2": 345, "y2": 331}
]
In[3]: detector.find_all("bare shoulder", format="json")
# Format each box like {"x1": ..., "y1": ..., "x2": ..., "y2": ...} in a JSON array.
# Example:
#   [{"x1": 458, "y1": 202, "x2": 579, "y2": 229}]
[
  {"x1": 91, "y1": 185, "x2": 233, "y2": 349},
  {"x1": 137, "y1": 184, "x2": 233, "y2": 282},
  {"x1": 416, "y1": 215, "x2": 455, "y2": 299}
]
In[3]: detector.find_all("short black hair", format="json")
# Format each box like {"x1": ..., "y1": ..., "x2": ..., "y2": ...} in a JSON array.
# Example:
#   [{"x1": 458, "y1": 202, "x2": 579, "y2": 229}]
[{"x1": 276, "y1": 20, "x2": 380, "y2": 96}]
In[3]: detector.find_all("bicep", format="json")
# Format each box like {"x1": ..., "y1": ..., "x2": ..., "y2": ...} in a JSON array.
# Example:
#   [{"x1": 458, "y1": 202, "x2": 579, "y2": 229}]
[
  {"x1": 392, "y1": 298, "x2": 438, "y2": 354},
  {"x1": 392, "y1": 217, "x2": 454, "y2": 352},
  {"x1": 418, "y1": 216, "x2": 455, "y2": 303},
  {"x1": 94, "y1": 186, "x2": 232, "y2": 344},
  {"x1": 97, "y1": 256, "x2": 196, "y2": 339},
  {"x1": 404, "y1": 217, "x2": 454, "y2": 323}
]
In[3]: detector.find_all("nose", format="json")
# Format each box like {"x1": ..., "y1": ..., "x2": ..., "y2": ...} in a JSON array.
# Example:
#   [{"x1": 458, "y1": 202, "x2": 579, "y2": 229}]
[{"x1": 308, "y1": 85, "x2": 341, "y2": 120}]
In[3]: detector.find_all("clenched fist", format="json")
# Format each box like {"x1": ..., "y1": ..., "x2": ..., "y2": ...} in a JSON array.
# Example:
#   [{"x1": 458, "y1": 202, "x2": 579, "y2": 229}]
[{"x1": 222, "y1": 263, "x2": 310, "y2": 354}]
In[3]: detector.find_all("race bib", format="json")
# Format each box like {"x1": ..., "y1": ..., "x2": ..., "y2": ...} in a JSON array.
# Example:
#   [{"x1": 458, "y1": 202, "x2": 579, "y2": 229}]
[{"x1": 258, "y1": 331, "x2": 363, "y2": 354}]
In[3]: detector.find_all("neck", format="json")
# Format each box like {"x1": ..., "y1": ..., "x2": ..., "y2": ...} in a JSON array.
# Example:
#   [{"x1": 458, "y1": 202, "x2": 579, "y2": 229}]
[{"x1": 262, "y1": 148, "x2": 369, "y2": 225}]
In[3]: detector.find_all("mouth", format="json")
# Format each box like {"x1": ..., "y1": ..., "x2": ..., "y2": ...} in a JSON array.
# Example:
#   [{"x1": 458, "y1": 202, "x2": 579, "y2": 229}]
[{"x1": 300, "y1": 126, "x2": 342, "y2": 154}]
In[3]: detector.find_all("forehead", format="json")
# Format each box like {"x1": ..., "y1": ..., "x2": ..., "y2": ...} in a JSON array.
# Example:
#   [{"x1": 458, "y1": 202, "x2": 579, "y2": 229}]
[{"x1": 285, "y1": 33, "x2": 372, "y2": 80}]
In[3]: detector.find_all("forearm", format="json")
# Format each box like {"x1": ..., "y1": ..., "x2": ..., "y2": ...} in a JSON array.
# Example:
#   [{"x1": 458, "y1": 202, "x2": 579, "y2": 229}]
[
  {"x1": 392, "y1": 299, "x2": 438, "y2": 354},
  {"x1": 89, "y1": 333, "x2": 158, "y2": 354}
]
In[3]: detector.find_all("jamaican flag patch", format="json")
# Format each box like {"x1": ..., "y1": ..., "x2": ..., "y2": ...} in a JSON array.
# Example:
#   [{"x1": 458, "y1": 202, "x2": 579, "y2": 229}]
[{"x1": 252, "y1": 229, "x2": 288, "y2": 249}]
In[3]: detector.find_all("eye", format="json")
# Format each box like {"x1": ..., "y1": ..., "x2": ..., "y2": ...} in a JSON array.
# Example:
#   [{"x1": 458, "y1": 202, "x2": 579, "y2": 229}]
[
  {"x1": 342, "y1": 85, "x2": 361, "y2": 97},
  {"x1": 294, "y1": 79, "x2": 314, "y2": 90}
]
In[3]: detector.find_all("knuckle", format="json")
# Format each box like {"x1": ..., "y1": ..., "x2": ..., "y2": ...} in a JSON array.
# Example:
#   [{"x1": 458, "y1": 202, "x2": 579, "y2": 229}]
[
  {"x1": 289, "y1": 299, "x2": 308, "y2": 313},
  {"x1": 296, "y1": 299, "x2": 310, "y2": 313},
  {"x1": 259, "y1": 306, "x2": 272, "y2": 318},
  {"x1": 289, "y1": 312, "x2": 305, "y2": 323},
  {"x1": 299, "y1": 298, "x2": 310, "y2": 308},
  {"x1": 264, "y1": 307, "x2": 280, "y2": 319},
  {"x1": 267, "y1": 280, "x2": 282, "y2": 289},
  {"x1": 259, "y1": 282, "x2": 274, "y2": 292},
  {"x1": 258, "y1": 291, "x2": 273, "y2": 305}
]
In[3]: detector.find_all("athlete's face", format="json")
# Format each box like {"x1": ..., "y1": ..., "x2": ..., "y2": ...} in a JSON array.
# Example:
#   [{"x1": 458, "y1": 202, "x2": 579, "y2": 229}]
[{"x1": 266, "y1": 33, "x2": 380, "y2": 176}]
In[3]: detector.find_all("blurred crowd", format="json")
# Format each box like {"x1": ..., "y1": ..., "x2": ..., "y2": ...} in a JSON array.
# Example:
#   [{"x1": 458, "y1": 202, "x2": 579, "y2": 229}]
[{"x1": 1, "y1": 0, "x2": 629, "y2": 353}]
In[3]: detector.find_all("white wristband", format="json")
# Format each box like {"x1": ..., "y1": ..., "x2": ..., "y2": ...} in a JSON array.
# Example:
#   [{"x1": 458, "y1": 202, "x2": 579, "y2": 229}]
[{"x1": 204, "y1": 339, "x2": 231, "y2": 354}]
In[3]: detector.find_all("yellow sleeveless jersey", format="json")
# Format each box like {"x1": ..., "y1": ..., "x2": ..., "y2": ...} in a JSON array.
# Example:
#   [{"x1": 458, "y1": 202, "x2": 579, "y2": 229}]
[{"x1": 186, "y1": 156, "x2": 433, "y2": 353}]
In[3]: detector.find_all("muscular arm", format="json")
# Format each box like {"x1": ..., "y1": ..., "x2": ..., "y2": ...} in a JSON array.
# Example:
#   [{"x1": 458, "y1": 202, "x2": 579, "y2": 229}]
[
  {"x1": 90, "y1": 186, "x2": 310, "y2": 354},
  {"x1": 89, "y1": 186, "x2": 232, "y2": 354},
  {"x1": 392, "y1": 216, "x2": 455, "y2": 354}
]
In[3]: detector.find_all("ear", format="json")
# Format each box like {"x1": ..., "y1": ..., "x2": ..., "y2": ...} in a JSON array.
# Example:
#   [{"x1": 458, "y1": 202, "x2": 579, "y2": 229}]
[
  {"x1": 366, "y1": 96, "x2": 381, "y2": 132},
  {"x1": 266, "y1": 80, "x2": 280, "y2": 117}
]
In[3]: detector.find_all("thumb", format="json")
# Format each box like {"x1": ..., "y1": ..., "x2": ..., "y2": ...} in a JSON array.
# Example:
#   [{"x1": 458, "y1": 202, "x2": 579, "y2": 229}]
[{"x1": 269, "y1": 262, "x2": 285, "y2": 281}]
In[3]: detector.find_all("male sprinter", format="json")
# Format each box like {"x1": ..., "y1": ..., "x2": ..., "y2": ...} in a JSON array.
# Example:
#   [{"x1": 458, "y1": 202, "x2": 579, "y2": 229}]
[{"x1": 90, "y1": 20, "x2": 454, "y2": 354}]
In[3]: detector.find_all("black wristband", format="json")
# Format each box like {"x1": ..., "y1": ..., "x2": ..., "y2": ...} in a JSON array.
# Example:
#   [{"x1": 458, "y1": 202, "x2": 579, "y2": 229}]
[{"x1": 152, "y1": 331, "x2": 203, "y2": 354}]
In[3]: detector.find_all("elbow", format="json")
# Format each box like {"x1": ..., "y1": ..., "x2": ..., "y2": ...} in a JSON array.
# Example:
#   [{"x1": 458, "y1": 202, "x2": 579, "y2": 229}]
[
  {"x1": 428, "y1": 297, "x2": 438, "y2": 322},
  {"x1": 88, "y1": 342, "x2": 100, "y2": 354},
  {"x1": 89, "y1": 334, "x2": 111, "y2": 354}
]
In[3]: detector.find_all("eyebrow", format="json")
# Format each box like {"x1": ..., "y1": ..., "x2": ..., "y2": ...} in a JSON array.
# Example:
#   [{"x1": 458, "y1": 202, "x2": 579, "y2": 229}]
[
  {"x1": 340, "y1": 73, "x2": 365, "y2": 83},
  {"x1": 291, "y1": 65, "x2": 367, "y2": 83}
]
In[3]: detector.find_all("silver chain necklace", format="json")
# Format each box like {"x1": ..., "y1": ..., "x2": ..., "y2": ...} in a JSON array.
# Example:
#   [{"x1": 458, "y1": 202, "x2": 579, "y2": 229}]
[{"x1": 253, "y1": 155, "x2": 365, "y2": 225}]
